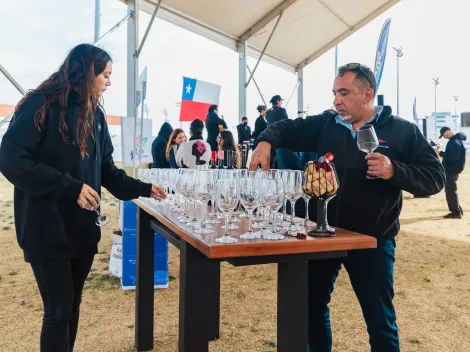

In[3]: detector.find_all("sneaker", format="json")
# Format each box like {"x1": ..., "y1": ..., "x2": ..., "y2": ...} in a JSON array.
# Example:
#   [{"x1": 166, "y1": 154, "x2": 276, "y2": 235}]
[{"x1": 444, "y1": 212, "x2": 462, "y2": 219}]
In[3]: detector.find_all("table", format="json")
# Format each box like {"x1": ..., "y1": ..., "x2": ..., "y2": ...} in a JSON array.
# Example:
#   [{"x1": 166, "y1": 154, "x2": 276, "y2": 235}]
[{"x1": 133, "y1": 199, "x2": 376, "y2": 352}]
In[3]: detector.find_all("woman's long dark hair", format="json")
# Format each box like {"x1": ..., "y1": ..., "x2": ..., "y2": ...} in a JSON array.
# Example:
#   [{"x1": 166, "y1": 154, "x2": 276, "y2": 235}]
[
  {"x1": 166, "y1": 128, "x2": 186, "y2": 161},
  {"x1": 14, "y1": 44, "x2": 112, "y2": 158},
  {"x1": 219, "y1": 130, "x2": 238, "y2": 152}
]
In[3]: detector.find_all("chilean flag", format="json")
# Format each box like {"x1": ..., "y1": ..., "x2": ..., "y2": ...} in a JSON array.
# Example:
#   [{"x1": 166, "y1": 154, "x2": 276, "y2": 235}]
[{"x1": 179, "y1": 77, "x2": 221, "y2": 122}]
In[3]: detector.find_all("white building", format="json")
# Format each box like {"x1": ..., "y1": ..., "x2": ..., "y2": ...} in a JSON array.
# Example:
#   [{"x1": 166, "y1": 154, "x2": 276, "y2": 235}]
[{"x1": 425, "y1": 112, "x2": 470, "y2": 151}]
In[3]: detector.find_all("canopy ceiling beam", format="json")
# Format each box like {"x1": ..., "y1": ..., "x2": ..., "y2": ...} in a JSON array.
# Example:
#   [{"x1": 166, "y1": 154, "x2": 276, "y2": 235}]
[
  {"x1": 239, "y1": 0, "x2": 297, "y2": 42},
  {"x1": 296, "y1": 0, "x2": 400, "y2": 70},
  {"x1": 245, "y1": 11, "x2": 283, "y2": 88}
]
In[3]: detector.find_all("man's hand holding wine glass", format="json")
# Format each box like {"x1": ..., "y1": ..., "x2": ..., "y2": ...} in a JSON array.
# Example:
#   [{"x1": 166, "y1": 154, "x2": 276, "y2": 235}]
[{"x1": 365, "y1": 152, "x2": 394, "y2": 180}]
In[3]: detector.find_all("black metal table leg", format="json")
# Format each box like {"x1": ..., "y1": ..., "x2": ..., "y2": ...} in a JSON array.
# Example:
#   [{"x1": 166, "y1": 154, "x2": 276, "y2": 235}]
[
  {"x1": 277, "y1": 260, "x2": 309, "y2": 352},
  {"x1": 207, "y1": 261, "x2": 220, "y2": 341},
  {"x1": 135, "y1": 207, "x2": 155, "y2": 351},
  {"x1": 179, "y1": 240, "x2": 212, "y2": 352}
]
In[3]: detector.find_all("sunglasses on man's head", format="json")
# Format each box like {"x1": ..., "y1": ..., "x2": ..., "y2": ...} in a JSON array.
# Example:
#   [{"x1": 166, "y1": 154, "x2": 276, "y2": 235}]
[{"x1": 340, "y1": 63, "x2": 374, "y2": 90}]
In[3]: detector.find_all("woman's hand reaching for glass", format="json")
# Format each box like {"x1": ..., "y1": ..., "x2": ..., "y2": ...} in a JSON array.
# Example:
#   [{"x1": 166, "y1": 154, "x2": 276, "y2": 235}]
[{"x1": 150, "y1": 184, "x2": 167, "y2": 201}]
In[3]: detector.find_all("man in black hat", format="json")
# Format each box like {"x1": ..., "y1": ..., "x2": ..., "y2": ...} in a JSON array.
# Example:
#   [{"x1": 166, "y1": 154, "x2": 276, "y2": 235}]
[
  {"x1": 266, "y1": 95, "x2": 289, "y2": 125},
  {"x1": 437, "y1": 126, "x2": 467, "y2": 218},
  {"x1": 266, "y1": 95, "x2": 300, "y2": 169}
]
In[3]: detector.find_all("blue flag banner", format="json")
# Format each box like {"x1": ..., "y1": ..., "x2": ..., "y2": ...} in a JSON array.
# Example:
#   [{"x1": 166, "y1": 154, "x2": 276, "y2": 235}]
[{"x1": 374, "y1": 18, "x2": 391, "y2": 93}]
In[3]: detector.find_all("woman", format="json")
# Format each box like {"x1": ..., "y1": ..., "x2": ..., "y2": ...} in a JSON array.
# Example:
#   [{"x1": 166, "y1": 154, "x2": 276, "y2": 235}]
[
  {"x1": 151, "y1": 122, "x2": 173, "y2": 168},
  {"x1": 0, "y1": 44, "x2": 166, "y2": 352},
  {"x1": 176, "y1": 119, "x2": 211, "y2": 169},
  {"x1": 165, "y1": 128, "x2": 187, "y2": 169},
  {"x1": 252, "y1": 104, "x2": 267, "y2": 148},
  {"x1": 217, "y1": 130, "x2": 239, "y2": 168}
]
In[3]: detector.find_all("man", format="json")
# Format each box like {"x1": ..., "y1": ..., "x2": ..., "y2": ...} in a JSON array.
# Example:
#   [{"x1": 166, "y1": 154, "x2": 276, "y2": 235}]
[
  {"x1": 237, "y1": 117, "x2": 252, "y2": 145},
  {"x1": 151, "y1": 122, "x2": 173, "y2": 168},
  {"x1": 437, "y1": 126, "x2": 467, "y2": 218},
  {"x1": 205, "y1": 104, "x2": 227, "y2": 152},
  {"x1": 266, "y1": 94, "x2": 288, "y2": 125},
  {"x1": 266, "y1": 94, "x2": 300, "y2": 169},
  {"x1": 250, "y1": 63, "x2": 445, "y2": 352}
]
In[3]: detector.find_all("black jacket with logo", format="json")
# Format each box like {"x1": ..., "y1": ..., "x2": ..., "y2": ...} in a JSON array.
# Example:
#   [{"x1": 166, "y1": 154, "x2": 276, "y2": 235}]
[
  {"x1": 439, "y1": 132, "x2": 467, "y2": 174},
  {"x1": 257, "y1": 106, "x2": 445, "y2": 239},
  {"x1": 0, "y1": 92, "x2": 152, "y2": 262}
]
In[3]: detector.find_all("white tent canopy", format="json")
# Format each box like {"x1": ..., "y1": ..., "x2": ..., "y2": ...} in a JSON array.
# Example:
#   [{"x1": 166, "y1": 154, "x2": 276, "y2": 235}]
[
  {"x1": 118, "y1": 0, "x2": 400, "y2": 122},
  {"x1": 128, "y1": 0, "x2": 399, "y2": 73}
]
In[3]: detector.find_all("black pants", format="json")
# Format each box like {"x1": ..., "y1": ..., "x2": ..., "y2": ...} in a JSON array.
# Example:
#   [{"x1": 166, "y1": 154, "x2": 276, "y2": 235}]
[
  {"x1": 445, "y1": 172, "x2": 461, "y2": 213},
  {"x1": 30, "y1": 257, "x2": 94, "y2": 352}
]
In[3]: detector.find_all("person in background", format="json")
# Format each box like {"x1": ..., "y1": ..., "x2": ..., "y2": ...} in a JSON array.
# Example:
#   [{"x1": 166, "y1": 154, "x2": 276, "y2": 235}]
[
  {"x1": 176, "y1": 119, "x2": 211, "y2": 168},
  {"x1": 266, "y1": 94, "x2": 288, "y2": 125},
  {"x1": 437, "y1": 126, "x2": 467, "y2": 218},
  {"x1": 237, "y1": 117, "x2": 251, "y2": 145},
  {"x1": 266, "y1": 94, "x2": 300, "y2": 169},
  {"x1": 166, "y1": 128, "x2": 187, "y2": 169},
  {"x1": 151, "y1": 122, "x2": 173, "y2": 168},
  {"x1": 300, "y1": 152, "x2": 317, "y2": 169},
  {"x1": 0, "y1": 44, "x2": 166, "y2": 352},
  {"x1": 217, "y1": 130, "x2": 239, "y2": 168},
  {"x1": 250, "y1": 63, "x2": 445, "y2": 352},
  {"x1": 252, "y1": 104, "x2": 267, "y2": 148},
  {"x1": 205, "y1": 104, "x2": 227, "y2": 152}
]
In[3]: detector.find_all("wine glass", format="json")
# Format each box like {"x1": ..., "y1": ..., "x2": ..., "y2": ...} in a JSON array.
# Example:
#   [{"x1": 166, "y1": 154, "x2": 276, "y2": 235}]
[
  {"x1": 262, "y1": 176, "x2": 285, "y2": 240},
  {"x1": 301, "y1": 172, "x2": 314, "y2": 227},
  {"x1": 184, "y1": 173, "x2": 199, "y2": 228},
  {"x1": 207, "y1": 170, "x2": 221, "y2": 224},
  {"x1": 357, "y1": 124, "x2": 379, "y2": 179},
  {"x1": 88, "y1": 200, "x2": 110, "y2": 227},
  {"x1": 278, "y1": 170, "x2": 292, "y2": 225},
  {"x1": 302, "y1": 159, "x2": 340, "y2": 236},
  {"x1": 215, "y1": 179, "x2": 238, "y2": 243},
  {"x1": 249, "y1": 171, "x2": 265, "y2": 230},
  {"x1": 283, "y1": 170, "x2": 303, "y2": 233},
  {"x1": 177, "y1": 169, "x2": 194, "y2": 223},
  {"x1": 218, "y1": 171, "x2": 240, "y2": 229},
  {"x1": 194, "y1": 171, "x2": 215, "y2": 235},
  {"x1": 238, "y1": 176, "x2": 261, "y2": 239},
  {"x1": 235, "y1": 170, "x2": 250, "y2": 218}
]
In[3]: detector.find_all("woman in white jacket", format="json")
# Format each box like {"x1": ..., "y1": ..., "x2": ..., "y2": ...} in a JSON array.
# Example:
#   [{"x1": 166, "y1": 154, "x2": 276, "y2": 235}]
[{"x1": 176, "y1": 119, "x2": 212, "y2": 169}]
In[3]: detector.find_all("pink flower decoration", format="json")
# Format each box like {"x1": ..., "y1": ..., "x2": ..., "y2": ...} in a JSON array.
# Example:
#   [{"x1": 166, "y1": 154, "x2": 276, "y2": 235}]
[{"x1": 192, "y1": 140, "x2": 207, "y2": 158}]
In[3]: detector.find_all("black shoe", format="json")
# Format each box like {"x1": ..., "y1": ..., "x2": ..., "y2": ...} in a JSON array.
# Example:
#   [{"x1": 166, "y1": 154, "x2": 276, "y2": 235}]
[
  {"x1": 459, "y1": 206, "x2": 464, "y2": 215},
  {"x1": 444, "y1": 212, "x2": 462, "y2": 219}
]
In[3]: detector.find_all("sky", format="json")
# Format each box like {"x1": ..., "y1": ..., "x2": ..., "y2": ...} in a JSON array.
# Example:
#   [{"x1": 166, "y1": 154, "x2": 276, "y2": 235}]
[{"x1": 1, "y1": 0, "x2": 469, "y2": 136}]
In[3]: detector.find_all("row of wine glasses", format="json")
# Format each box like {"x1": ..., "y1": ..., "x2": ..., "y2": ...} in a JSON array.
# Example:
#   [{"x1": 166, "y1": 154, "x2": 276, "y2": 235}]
[{"x1": 138, "y1": 168, "x2": 317, "y2": 244}]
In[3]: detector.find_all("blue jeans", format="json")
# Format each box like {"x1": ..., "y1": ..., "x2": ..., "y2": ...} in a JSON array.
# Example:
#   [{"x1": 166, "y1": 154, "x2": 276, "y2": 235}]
[
  {"x1": 276, "y1": 148, "x2": 301, "y2": 170},
  {"x1": 308, "y1": 238, "x2": 400, "y2": 352}
]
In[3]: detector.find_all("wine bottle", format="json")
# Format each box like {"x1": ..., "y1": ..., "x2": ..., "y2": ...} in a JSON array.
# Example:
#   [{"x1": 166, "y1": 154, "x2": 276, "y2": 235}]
[
  {"x1": 318, "y1": 152, "x2": 334, "y2": 163},
  {"x1": 316, "y1": 152, "x2": 334, "y2": 171}
]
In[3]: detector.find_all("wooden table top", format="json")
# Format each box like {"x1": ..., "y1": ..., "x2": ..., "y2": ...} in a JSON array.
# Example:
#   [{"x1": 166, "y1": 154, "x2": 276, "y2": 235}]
[{"x1": 134, "y1": 199, "x2": 377, "y2": 259}]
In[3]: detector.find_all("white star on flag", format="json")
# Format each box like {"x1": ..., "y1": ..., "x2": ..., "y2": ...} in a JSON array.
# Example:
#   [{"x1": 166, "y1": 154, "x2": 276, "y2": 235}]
[{"x1": 185, "y1": 84, "x2": 192, "y2": 94}]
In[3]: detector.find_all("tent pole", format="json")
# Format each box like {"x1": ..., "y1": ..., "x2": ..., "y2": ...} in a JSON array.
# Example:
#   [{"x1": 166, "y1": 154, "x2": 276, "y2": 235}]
[{"x1": 238, "y1": 40, "x2": 247, "y2": 123}]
